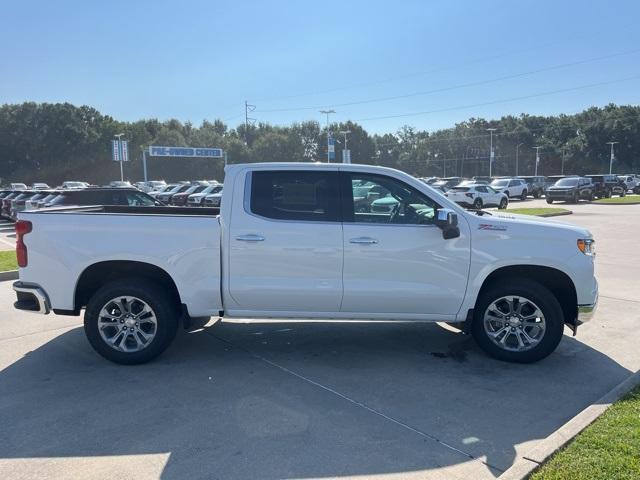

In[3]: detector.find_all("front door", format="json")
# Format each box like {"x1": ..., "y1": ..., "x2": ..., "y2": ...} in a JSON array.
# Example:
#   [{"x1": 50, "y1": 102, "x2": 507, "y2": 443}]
[
  {"x1": 228, "y1": 169, "x2": 343, "y2": 313},
  {"x1": 341, "y1": 172, "x2": 470, "y2": 317}
]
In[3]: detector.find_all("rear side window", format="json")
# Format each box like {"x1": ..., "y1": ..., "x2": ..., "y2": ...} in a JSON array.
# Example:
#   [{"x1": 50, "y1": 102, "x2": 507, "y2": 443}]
[{"x1": 250, "y1": 170, "x2": 339, "y2": 222}]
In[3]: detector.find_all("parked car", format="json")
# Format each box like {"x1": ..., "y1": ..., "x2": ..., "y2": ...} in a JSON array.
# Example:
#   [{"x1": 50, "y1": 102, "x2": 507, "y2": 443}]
[
  {"x1": 9, "y1": 191, "x2": 39, "y2": 220},
  {"x1": 431, "y1": 177, "x2": 462, "y2": 192},
  {"x1": 203, "y1": 189, "x2": 224, "y2": 207},
  {"x1": 445, "y1": 184, "x2": 508, "y2": 209},
  {"x1": 517, "y1": 176, "x2": 547, "y2": 198},
  {"x1": 1, "y1": 191, "x2": 22, "y2": 218},
  {"x1": 10, "y1": 183, "x2": 27, "y2": 190},
  {"x1": 188, "y1": 184, "x2": 223, "y2": 206},
  {"x1": 546, "y1": 177, "x2": 594, "y2": 203},
  {"x1": 586, "y1": 175, "x2": 626, "y2": 198},
  {"x1": 26, "y1": 191, "x2": 61, "y2": 210},
  {"x1": 147, "y1": 183, "x2": 178, "y2": 199},
  {"x1": 13, "y1": 162, "x2": 598, "y2": 365},
  {"x1": 170, "y1": 185, "x2": 209, "y2": 206},
  {"x1": 135, "y1": 180, "x2": 167, "y2": 193},
  {"x1": 31, "y1": 183, "x2": 51, "y2": 190},
  {"x1": 154, "y1": 184, "x2": 192, "y2": 203},
  {"x1": 108, "y1": 181, "x2": 133, "y2": 188},
  {"x1": 617, "y1": 175, "x2": 640, "y2": 193},
  {"x1": 471, "y1": 176, "x2": 491, "y2": 185},
  {"x1": 45, "y1": 188, "x2": 161, "y2": 208},
  {"x1": 61, "y1": 181, "x2": 89, "y2": 189},
  {"x1": 490, "y1": 178, "x2": 528, "y2": 200}
]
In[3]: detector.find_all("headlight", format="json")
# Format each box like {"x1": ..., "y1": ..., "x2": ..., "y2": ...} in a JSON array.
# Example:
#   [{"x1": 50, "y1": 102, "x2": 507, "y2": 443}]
[{"x1": 577, "y1": 238, "x2": 596, "y2": 256}]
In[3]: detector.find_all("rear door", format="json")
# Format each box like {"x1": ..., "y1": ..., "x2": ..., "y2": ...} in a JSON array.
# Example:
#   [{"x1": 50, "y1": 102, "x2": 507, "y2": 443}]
[
  {"x1": 227, "y1": 169, "x2": 343, "y2": 313},
  {"x1": 340, "y1": 171, "x2": 470, "y2": 317}
]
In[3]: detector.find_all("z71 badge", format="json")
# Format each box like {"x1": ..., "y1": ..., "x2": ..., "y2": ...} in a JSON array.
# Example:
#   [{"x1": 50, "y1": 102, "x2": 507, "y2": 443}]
[{"x1": 478, "y1": 223, "x2": 507, "y2": 231}]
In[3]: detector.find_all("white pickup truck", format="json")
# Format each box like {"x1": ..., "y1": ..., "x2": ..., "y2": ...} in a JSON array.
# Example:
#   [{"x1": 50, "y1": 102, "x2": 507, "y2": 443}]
[{"x1": 13, "y1": 163, "x2": 598, "y2": 365}]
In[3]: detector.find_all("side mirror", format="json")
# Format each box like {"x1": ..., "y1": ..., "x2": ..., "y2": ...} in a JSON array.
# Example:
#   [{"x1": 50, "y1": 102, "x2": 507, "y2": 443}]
[
  {"x1": 436, "y1": 208, "x2": 458, "y2": 228},
  {"x1": 436, "y1": 208, "x2": 460, "y2": 240}
]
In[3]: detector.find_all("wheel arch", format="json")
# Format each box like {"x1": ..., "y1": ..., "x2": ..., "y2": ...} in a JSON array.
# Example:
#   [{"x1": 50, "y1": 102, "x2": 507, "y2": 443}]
[
  {"x1": 74, "y1": 260, "x2": 182, "y2": 313},
  {"x1": 475, "y1": 265, "x2": 578, "y2": 330}
]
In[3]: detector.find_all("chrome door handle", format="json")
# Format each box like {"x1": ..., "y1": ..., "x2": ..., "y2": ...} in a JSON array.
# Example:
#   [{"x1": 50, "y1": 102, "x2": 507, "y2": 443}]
[
  {"x1": 349, "y1": 237, "x2": 378, "y2": 245},
  {"x1": 236, "y1": 234, "x2": 265, "y2": 242}
]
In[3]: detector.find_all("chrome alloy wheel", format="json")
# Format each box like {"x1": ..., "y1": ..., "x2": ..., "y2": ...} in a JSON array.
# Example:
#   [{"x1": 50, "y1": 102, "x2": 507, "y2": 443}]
[
  {"x1": 483, "y1": 295, "x2": 546, "y2": 352},
  {"x1": 98, "y1": 296, "x2": 158, "y2": 352}
]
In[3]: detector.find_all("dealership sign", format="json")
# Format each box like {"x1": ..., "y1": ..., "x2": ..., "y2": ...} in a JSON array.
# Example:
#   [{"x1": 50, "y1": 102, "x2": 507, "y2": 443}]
[{"x1": 149, "y1": 146, "x2": 223, "y2": 158}]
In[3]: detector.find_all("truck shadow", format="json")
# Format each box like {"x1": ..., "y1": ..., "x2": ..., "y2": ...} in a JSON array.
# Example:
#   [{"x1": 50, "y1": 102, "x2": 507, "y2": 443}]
[{"x1": 0, "y1": 321, "x2": 632, "y2": 479}]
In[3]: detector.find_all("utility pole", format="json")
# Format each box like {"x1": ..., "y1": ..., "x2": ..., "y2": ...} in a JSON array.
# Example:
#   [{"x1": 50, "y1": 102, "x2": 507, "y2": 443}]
[
  {"x1": 606, "y1": 141, "x2": 618, "y2": 174},
  {"x1": 319, "y1": 110, "x2": 336, "y2": 162},
  {"x1": 487, "y1": 128, "x2": 497, "y2": 177},
  {"x1": 339, "y1": 130, "x2": 351, "y2": 163},
  {"x1": 515, "y1": 142, "x2": 524, "y2": 176},
  {"x1": 561, "y1": 146, "x2": 566, "y2": 175},
  {"x1": 533, "y1": 146, "x2": 542, "y2": 176},
  {"x1": 244, "y1": 100, "x2": 256, "y2": 145}
]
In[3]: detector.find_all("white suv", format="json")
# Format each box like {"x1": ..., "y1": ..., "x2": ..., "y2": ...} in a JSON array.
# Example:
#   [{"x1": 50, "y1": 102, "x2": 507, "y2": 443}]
[
  {"x1": 446, "y1": 184, "x2": 509, "y2": 209},
  {"x1": 490, "y1": 178, "x2": 528, "y2": 200}
]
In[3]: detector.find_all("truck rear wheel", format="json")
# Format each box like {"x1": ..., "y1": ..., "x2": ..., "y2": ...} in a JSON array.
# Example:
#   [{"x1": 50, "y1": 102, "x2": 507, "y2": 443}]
[
  {"x1": 84, "y1": 279, "x2": 179, "y2": 365},
  {"x1": 471, "y1": 279, "x2": 564, "y2": 363}
]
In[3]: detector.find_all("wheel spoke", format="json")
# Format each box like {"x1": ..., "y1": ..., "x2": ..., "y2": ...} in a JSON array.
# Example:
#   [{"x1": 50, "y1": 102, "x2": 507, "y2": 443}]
[
  {"x1": 484, "y1": 295, "x2": 547, "y2": 353},
  {"x1": 98, "y1": 296, "x2": 157, "y2": 354}
]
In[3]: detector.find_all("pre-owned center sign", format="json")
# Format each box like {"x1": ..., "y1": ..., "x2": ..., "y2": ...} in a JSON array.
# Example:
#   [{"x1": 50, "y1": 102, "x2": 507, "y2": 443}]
[{"x1": 149, "y1": 146, "x2": 223, "y2": 158}]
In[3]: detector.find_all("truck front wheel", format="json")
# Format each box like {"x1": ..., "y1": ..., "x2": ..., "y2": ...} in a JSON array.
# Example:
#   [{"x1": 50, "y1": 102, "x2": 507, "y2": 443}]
[
  {"x1": 84, "y1": 279, "x2": 179, "y2": 365},
  {"x1": 471, "y1": 279, "x2": 564, "y2": 363}
]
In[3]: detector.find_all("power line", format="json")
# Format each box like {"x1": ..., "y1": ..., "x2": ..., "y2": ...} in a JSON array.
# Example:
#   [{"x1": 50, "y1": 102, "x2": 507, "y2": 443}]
[
  {"x1": 254, "y1": 49, "x2": 640, "y2": 113},
  {"x1": 355, "y1": 74, "x2": 640, "y2": 122}
]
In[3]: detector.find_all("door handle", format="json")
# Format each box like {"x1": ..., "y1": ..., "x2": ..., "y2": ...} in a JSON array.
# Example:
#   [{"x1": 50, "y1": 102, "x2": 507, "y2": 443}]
[
  {"x1": 349, "y1": 237, "x2": 378, "y2": 245},
  {"x1": 236, "y1": 234, "x2": 265, "y2": 242}
]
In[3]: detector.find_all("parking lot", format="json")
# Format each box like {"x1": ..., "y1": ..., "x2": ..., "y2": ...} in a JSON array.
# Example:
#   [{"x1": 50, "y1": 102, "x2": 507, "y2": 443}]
[{"x1": 0, "y1": 200, "x2": 639, "y2": 479}]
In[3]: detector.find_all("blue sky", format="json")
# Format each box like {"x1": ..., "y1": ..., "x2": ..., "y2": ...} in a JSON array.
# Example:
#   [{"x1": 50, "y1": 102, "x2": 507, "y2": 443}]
[{"x1": 1, "y1": 0, "x2": 639, "y2": 134}]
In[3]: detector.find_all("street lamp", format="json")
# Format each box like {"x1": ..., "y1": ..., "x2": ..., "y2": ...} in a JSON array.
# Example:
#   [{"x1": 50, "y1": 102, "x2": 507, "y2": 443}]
[
  {"x1": 114, "y1": 133, "x2": 125, "y2": 182},
  {"x1": 487, "y1": 128, "x2": 497, "y2": 177},
  {"x1": 515, "y1": 142, "x2": 524, "y2": 176},
  {"x1": 606, "y1": 141, "x2": 618, "y2": 174},
  {"x1": 533, "y1": 146, "x2": 542, "y2": 176},
  {"x1": 339, "y1": 130, "x2": 351, "y2": 163},
  {"x1": 319, "y1": 110, "x2": 336, "y2": 162}
]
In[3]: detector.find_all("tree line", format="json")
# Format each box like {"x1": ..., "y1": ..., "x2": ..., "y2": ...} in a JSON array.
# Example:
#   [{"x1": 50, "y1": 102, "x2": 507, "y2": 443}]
[{"x1": 0, "y1": 101, "x2": 638, "y2": 185}]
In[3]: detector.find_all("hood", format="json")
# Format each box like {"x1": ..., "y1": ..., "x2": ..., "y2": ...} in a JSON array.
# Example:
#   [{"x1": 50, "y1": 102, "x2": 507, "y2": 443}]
[{"x1": 548, "y1": 185, "x2": 576, "y2": 190}]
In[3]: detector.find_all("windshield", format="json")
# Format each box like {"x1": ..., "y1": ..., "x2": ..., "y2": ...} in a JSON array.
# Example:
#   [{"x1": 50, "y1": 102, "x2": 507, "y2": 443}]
[
  {"x1": 491, "y1": 180, "x2": 509, "y2": 187},
  {"x1": 556, "y1": 178, "x2": 579, "y2": 186}
]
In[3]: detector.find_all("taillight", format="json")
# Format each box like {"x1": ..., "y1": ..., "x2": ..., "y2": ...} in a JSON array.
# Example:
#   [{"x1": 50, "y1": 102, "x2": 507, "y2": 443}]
[{"x1": 15, "y1": 220, "x2": 32, "y2": 267}]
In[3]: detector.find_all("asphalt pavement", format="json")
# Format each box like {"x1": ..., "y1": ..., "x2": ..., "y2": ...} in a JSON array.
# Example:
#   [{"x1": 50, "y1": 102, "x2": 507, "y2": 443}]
[{"x1": 0, "y1": 199, "x2": 639, "y2": 479}]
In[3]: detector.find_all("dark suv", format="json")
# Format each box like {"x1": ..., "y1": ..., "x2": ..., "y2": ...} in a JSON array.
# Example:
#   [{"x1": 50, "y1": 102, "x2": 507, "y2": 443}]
[
  {"x1": 517, "y1": 176, "x2": 548, "y2": 198},
  {"x1": 586, "y1": 175, "x2": 626, "y2": 199},
  {"x1": 46, "y1": 188, "x2": 161, "y2": 208},
  {"x1": 546, "y1": 177, "x2": 594, "y2": 203}
]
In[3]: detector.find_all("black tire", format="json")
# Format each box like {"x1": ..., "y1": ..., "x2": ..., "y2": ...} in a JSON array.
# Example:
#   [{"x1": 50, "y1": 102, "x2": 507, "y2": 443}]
[
  {"x1": 471, "y1": 279, "x2": 565, "y2": 363},
  {"x1": 620, "y1": 190, "x2": 626, "y2": 197},
  {"x1": 546, "y1": 198, "x2": 553, "y2": 204},
  {"x1": 503, "y1": 191, "x2": 510, "y2": 198},
  {"x1": 572, "y1": 193, "x2": 579, "y2": 203},
  {"x1": 587, "y1": 192, "x2": 594, "y2": 202},
  {"x1": 473, "y1": 198, "x2": 483, "y2": 210},
  {"x1": 533, "y1": 190, "x2": 540, "y2": 199},
  {"x1": 84, "y1": 278, "x2": 180, "y2": 365},
  {"x1": 498, "y1": 198, "x2": 508, "y2": 209},
  {"x1": 520, "y1": 190, "x2": 528, "y2": 201},
  {"x1": 606, "y1": 189, "x2": 612, "y2": 199}
]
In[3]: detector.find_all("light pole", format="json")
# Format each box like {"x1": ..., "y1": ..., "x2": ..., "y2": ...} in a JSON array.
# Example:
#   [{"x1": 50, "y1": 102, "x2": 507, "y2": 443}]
[
  {"x1": 533, "y1": 146, "x2": 542, "y2": 176},
  {"x1": 561, "y1": 146, "x2": 566, "y2": 175},
  {"x1": 606, "y1": 141, "x2": 618, "y2": 174},
  {"x1": 339, "y1": 130, "x2": 351, "y2": 163},
  {"x1": 487, "y1": 128, "x2": 497, "y2": 177},
  {"x1": 319, "y1": 110, "x2": 336, "y2": 162},
  {"x1": 114, "y1": 133, "x2": 125, "y2": 181},
  {"x1": 515, "y1": 142, "x2": 524, "y2": 176}
]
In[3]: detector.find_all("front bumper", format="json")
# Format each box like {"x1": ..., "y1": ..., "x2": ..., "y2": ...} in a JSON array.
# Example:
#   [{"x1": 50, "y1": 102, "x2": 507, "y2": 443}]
[
  {"x1": 13, "y1": 281, "x2": 50, "y2": 314},
  {"x1": 576, "y1": 280, "x2": 598, "y2": 324}
]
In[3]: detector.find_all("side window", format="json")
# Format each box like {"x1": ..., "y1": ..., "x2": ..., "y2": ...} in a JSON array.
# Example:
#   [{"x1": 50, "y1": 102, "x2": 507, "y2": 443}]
[
  {"x1": 345, "y1": 173, "x2": 438, "y2": 225},
  {"x1": 509, "y1": 180, "x2": 517, "y2": 187},
  {"x1": 127, "y1": 193, "x2": 155, "y2": 206},
  {"x1": 250, "y1": 170, "x2": 339, "y2": 222},
  {"x1": 475, "y1": 186, "x2": 487, "y2": 193}
]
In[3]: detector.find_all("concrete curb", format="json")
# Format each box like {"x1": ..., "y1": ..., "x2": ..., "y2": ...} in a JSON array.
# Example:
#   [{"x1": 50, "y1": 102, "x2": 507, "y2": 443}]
[
  {"x1": 536, "y1": 211, "x2": 573, "y2": 218},
  {"x1": 499, "y1": 369, "x2": 640, "y2": 480},
  {"x1": 0, "y1": 270, "x2": 18, "y2": 282}
]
